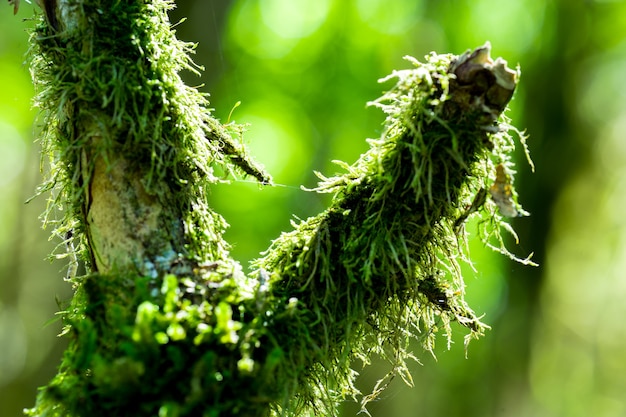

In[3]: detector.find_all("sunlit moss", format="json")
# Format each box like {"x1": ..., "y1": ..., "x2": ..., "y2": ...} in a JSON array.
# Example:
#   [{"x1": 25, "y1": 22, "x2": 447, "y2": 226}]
[{"x1": 25, "y1": 1, "x2": 531, "y2": 416}]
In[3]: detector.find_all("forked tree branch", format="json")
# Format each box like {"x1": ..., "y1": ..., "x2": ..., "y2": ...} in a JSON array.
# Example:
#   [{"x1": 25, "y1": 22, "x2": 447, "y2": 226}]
[{"x1": 25, "y1": 1, "x2": 531, "y2": 416}]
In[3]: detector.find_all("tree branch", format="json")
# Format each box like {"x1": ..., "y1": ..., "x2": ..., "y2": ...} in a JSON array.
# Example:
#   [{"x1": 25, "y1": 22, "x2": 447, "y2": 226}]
[{"x1": 25, "y1": 1, "x2": 531, "y2": 416}]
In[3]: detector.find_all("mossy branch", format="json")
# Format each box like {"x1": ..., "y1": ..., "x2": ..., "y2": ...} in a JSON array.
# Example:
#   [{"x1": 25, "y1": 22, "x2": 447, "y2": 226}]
[{"x1": 25, "y1": 1, "x2": 532, "y2": 417}]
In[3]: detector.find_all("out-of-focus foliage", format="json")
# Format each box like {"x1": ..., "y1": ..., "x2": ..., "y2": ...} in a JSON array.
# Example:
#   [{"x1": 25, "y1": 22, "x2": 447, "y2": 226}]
[
  {"x1": 2, "y1": 0, "x2": 626, "y2": 416},
  {"x1": 0, "y1": 7, "x2": 73, "y2": 417}
]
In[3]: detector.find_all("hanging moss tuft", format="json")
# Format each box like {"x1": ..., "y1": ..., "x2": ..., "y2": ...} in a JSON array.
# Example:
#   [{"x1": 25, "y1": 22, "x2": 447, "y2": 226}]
[{"x1": 25, "y1": 1, "x2": 532, "y2": 416}]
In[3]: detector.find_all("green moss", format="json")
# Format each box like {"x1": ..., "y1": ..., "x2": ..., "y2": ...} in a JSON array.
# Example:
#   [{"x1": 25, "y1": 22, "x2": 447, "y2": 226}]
[
  {"x1": 30, "y1": 0, "x2": 269, "y2": 272},
  {"x1": 26, "y1": 1, "x2": 532, "y2": 416},
  {"x1": 251, "y1": 46, "x2": 533, "y2": 414}
]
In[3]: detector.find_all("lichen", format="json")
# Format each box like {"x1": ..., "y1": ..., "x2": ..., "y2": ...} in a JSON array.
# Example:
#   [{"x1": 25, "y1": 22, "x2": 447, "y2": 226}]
[{"x1": 25, "y1": 1, "x2": 532, "y2": 416}]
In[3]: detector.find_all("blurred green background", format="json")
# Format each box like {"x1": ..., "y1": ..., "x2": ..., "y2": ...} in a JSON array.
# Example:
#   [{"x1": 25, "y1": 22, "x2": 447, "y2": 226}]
[{"x1": 2, "y1": 0, "x2": 626, "y2": 416}]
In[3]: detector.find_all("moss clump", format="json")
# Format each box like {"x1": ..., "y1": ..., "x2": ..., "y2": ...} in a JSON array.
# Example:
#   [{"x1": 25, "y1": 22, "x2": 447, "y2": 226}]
[{"x1": 25, "y1": 1, "x2": 532, "y2": 416}]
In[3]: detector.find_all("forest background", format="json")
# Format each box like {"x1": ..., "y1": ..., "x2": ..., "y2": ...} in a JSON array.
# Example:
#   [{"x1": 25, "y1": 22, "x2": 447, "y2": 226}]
[{"x1": 1, "y1": 1, "x2": 625, "y2": 416}]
